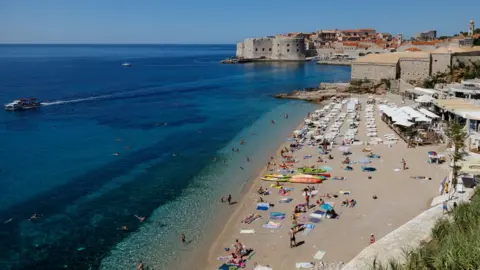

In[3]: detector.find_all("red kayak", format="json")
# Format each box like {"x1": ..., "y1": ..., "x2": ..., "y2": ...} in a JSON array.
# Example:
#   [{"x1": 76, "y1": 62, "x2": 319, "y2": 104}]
[
  {"x1": 318, "y1": 173, "x2": 331, "y2": 177},
  {"x1": 289, "y1": 178, "x2": 322, "y2": 184}
]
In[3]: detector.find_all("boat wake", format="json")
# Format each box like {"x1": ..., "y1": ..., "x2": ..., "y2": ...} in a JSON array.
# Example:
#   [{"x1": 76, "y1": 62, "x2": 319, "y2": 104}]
[{"x1": 41, "y1": 95, "x2": 110, "y2": 106}]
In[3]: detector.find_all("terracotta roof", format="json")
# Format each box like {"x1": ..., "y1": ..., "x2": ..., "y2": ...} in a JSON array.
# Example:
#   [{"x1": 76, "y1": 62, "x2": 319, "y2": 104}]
[
  {"x1": 343, "y1": 42, "x2": 359, "y2": 46},
  {"x1": 474, "y1": 34, "x2": 480, "y2": 39},
  {"x1": 341, "y1": 29, "x2": 361, "y2": 33},
  {"x1": 412, "y1": 41, "x2": 440, "y2": 45},
  {"x1": 405, "y1": 47, "x2": 422, "y2": 52}
]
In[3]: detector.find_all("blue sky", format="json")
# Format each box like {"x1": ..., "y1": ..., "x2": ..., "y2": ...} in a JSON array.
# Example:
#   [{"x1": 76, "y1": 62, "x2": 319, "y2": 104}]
[{"x1": 0, "y1": 0, "x2": 478, "y2": 44}]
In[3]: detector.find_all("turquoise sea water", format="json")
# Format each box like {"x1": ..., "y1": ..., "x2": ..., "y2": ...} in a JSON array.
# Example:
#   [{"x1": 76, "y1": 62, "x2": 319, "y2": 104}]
[{"x1": 0, "y1": 45, "x2": 350, "y2": 269}]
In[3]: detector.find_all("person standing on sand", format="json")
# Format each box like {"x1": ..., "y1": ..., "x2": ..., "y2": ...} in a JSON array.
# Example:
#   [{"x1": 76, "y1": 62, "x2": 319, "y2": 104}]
[
  {"x1": 401, "y1": 158, "x2": 407, "y2": 170},
  {"x1": 370, "y1": 234, "x2": 375, "y2": 244},
  {"x1": 227, "y1": 194, "x2": 232, "y2": 205},
  {"x1": 442, "y1": 201, "x2": 448, "y2": 214},
  {"x1": 305, "y1": 194, "x2": 310, "y2": 208},
  {"x1": 289, "y1": 228, "x2": 297, "y2": 248}
]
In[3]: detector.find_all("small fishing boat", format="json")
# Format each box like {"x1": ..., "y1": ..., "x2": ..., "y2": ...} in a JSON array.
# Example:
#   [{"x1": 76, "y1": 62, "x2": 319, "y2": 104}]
[{"x1": 122, "y1": 62, "x2": 132, "y2": 67}]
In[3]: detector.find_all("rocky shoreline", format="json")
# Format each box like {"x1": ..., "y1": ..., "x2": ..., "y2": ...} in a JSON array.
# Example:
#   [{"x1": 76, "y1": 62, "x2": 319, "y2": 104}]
[{"x1": 274, "y1": 81, "x2": 389, "y2": 102}]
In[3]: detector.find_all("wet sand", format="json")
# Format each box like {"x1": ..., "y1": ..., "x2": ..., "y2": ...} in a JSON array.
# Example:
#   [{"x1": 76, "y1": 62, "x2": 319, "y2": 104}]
[{"x1": 201, "y1": 95, "x2": 445, "y2": 270}]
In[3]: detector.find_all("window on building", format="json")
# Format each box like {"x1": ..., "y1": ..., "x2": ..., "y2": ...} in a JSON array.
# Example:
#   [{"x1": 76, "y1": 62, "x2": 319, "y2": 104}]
[
  {"x1": 255, "y1": 48, "x2": 258, "y2": 51},
  {"x1": 434, "y1": 60, "x2": 438, "y2": 62},
  {"x1": 262, "y1": 48, "x2": 265, "y2": 51},
  {"x1": 297, "y1": 44, "x2": 299, "y2": 47},
  {"x1": 269, "y1": 48, "x2": 272, "y2": 51},
  {"x1": 287, "y1": 44, "x2": 290, "y2": 47},
  {"x1": 297, "y1": 49, "x2": 299, "y2": 52},
  {"x1": 287, "y1": 49, "x2": 290, "y2": 52}
]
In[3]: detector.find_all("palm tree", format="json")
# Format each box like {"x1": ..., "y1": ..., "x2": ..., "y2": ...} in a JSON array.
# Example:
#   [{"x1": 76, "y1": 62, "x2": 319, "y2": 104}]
[{"x1": 445, "y1": 121, "x2": 467, "y2": 193}]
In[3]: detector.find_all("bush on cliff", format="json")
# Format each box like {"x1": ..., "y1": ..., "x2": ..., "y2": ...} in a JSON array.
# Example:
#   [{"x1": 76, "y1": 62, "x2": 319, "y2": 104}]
[{"x1": 371, "y1": 191, "x2": 480, "y2": 270}]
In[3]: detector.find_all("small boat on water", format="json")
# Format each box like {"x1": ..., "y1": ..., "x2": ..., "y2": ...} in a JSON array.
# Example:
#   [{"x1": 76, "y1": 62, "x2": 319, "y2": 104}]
[
  {"x1": 121, "y1": 62, "x2": 132, "y2": 67},
  {"x1": 4, "y1": 98, "x2": 41, "y2": 111}
]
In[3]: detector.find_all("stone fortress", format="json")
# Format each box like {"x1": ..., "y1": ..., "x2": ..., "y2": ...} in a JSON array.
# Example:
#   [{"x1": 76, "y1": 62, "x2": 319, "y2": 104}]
[{"x1": 236, "y1": 35, "x2": 306, "y2": 61}]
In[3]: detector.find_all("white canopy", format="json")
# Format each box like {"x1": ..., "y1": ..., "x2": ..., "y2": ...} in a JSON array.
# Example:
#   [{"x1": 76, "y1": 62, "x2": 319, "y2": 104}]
[
  {"x1": 418, "y1": 108, "x2": 440, "y2": 119},
  {"x1": 394, "y1": 119, "x2": 414, "y2": 127},
  {"x1": 415, "y1": 95, "x2": 435, "y2": 103}
]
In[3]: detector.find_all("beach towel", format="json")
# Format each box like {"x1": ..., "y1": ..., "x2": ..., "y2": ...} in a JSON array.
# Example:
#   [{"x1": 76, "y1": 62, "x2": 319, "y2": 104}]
[
  {"x1": 309, "y1": 217, "x2": 321, "y2": 223},
  {"x1": 256, "y1": 203, "x2": 269, "y2": 211},
  {"x1": 339, "y1": 190, "x2": 350, "y2": 195},
  {"x1": 254, "y1": 266, "x2": 273, "y2": 270},
  {"x1": 313, "y1": 210, "x2": 326, "y2": 216},
  {"x1": 301, "y1": 223, "x2": 315, "y2": 236},
  {"x1": 240, "y1": 229, "x2": 255, "y2": 234},
  {"x1": 218, "y1": 263, "x2": 238, "y2": 270},
  {"x1": 321, "y1": 204, "x2": 333, "y2": 211},
  {"x1": 303, "y1": 155, "x2": 312, "y2": 159},
  {"x1": 313, "y1": 250, "x2": 327, "y2": 261},
  {"x1": 263, "y1": 221, "x2": 281, "y2": 229},
  {"x1": 295, "y1": 262, "x2": 314, "y2": 269},
  {"x1": 270, "y1": 212, "x2": 286, "y2": 220},
  {"x1": 279, "y1": 198, "x2": 293, "y2": 203}
]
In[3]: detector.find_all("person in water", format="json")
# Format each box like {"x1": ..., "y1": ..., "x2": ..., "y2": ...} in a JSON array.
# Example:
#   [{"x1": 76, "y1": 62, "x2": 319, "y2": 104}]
[
  {"x1": 181, "y1": 233, "x2": 186, "y2": 243},
  {"x1": 29, "y1": 213, "x2": 42, "y2": 221},
  {"x1": 134, "y1": 215, "x2": 146, "y2": 223},
  {"x1": 227, "y1": 194, "x2": 232, "y2": 205},
  {"x1": 240, "y1": 138, "x2": 245, "y2": 145},
  {"x1": 118, "y1": 225, "x2": 129, "y2": 231}
]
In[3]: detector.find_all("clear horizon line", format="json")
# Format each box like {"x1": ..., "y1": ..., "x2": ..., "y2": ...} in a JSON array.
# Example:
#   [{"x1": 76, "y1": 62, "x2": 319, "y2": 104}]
[{"x1": 0, "y1": 42, "x2": 236, "y2": 46}]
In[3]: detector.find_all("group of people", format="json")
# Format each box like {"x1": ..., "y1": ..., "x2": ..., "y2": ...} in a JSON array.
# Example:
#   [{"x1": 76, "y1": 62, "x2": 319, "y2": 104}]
[
  {"x1": 342, "y1": 199, "x2": 357, "y2": 208},
  {"x1": 220, "y1": 194, "x2": 233, "y2": 205}
]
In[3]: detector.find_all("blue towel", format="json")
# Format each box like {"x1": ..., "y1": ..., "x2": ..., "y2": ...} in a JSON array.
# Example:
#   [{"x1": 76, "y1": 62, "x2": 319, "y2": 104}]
[
  {"x1": 304, "y1": 224, "x2": 315, "y2": 229},
  {"x1": 313, "y1": 210, "x2": 326, "y2": 215},
  {"x1": 270, "y1": 212, "x2": 286, "y2": 217},
  {"x1": 309, "y1": 217, "x2": 321, "y2": 223}
]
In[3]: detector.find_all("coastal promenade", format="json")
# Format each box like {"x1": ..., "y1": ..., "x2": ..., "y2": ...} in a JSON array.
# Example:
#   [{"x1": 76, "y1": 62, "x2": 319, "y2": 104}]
[{"x1": 200, "y1": 94, "x2": 444, "y2": 270}]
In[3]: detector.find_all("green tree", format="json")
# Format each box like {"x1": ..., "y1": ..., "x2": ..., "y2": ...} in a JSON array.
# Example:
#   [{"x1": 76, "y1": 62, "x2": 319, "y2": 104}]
[{"x1": 445, "y1": 121, "x2": 467, "y2": 193}]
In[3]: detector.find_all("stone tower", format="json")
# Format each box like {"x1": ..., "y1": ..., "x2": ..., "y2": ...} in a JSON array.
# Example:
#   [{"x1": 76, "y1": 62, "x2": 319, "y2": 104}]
[{"x1": 469, "y1": 19, "x2": 475, "y2": 36}]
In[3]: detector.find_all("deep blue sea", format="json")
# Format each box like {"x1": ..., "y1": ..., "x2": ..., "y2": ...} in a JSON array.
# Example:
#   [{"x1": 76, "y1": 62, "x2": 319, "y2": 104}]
[{"x1": 0, "y1": 45, "x2": 350, "y2": 270}]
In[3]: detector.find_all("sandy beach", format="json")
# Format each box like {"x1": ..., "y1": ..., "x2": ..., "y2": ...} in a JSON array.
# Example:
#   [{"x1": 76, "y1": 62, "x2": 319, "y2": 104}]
[{"x1": 202, "y1": 94, "x2": 445, "y2": 270}]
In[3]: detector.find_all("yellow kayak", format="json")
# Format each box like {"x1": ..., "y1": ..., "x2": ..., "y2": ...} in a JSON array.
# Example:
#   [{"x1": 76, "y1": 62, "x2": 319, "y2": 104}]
[{"x1": 261, "y1": 177, "x2": 289, "y2": 182}]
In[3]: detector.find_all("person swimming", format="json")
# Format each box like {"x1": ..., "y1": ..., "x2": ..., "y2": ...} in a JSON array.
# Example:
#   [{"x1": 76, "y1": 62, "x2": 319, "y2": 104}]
[
  {"x1": 134, "y1": 215, "x2": 146, "y2": 222},
  {"x1": 29, "y1": 213, "x2": 42, "y2": 221}
]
